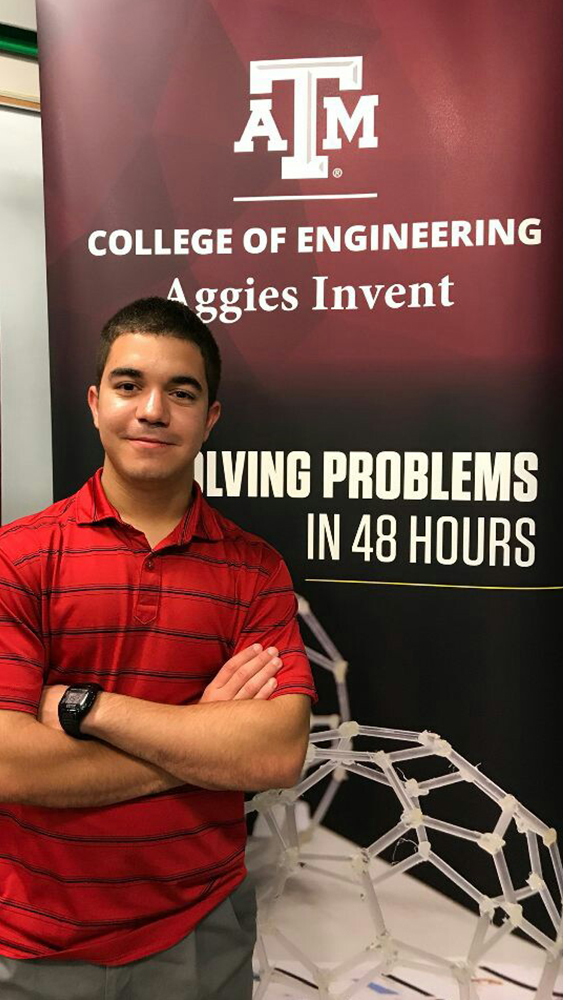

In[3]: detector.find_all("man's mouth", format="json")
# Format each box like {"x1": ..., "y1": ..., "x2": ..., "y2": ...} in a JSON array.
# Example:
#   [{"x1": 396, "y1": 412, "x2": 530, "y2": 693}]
[{"x1": 127, "y1": 437, "x2": 173, "y2": 448}]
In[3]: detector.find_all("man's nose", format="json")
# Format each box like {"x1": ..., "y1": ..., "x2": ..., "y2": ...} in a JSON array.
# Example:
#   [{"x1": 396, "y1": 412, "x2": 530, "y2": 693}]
[{"x1": 136, "y1": 388, "x2": 169, "y2": 423}]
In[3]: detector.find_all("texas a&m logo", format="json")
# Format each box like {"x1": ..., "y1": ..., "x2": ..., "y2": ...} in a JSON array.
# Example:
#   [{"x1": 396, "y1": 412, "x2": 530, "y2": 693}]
[{"x1": 234, "y1": 56, "x2": 379, "y2": 180}]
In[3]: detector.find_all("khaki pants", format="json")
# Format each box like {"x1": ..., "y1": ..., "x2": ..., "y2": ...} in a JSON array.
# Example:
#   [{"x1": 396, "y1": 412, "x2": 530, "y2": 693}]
[{"x1": 0, "y1": 877, "x2": 256, "y2": 1000}]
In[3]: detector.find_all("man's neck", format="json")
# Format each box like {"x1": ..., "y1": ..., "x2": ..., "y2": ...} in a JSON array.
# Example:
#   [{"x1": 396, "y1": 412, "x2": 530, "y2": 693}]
[{"x1": 100, "y1": 461, "x2": 194, "y2": 529}]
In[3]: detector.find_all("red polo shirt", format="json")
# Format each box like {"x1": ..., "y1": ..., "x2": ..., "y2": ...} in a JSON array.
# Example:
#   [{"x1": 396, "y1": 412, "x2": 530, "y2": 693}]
[{"x1": 0, "y1": 469, "x2": 315, "y2": 964}]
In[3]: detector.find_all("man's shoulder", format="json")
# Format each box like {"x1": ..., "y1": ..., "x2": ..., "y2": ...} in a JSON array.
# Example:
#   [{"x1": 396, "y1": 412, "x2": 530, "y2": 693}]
[
  {"x1": 0, "y1": 490, "x2": 79, "y2": 556},
  {"x1": 207, "y1": 504, "x2": 286, "y2": 577}
]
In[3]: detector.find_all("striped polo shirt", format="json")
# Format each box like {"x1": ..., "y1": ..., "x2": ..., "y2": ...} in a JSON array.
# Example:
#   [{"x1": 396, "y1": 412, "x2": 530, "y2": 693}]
[{"x1": 0, "y1": 468, "x2": 315, "y2": 964}]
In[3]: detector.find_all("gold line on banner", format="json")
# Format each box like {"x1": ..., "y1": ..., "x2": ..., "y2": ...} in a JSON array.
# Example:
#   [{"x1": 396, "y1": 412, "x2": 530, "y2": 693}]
[{"x1": 305, "y1": 579, "x2": 563, "y2": 592}]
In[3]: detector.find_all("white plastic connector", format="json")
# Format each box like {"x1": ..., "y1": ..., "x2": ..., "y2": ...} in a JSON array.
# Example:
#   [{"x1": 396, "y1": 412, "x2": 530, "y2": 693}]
[
  {"x1": 404, "y1": 778, "x2": 418, "y2": 796},
  {"x1": 378, "y1": 935, "x2": 398, "y2": 972},
  {"x1": 405, "y1": 778, "x2": 427, "y2": 798},
  {"x1": 542, "y1": 828, "x2": 557, "y2": 848},
  {"x1": 451, "y1": 960, "x2": 472, "y2": 983},
  {"x1": 527, "y1": 873, "x2": 545, "y2": 892},
  {"x1": 419, "y1": 730, "x2": 441, "y2": 746},
  {"x1": 401, "y1": 808, "x2": 423, "y2": 829},
  {"x1": 339, "y1": 720, "x2": 360, "y2": 738},
  {"x1": 333, "y1": 659, "x2": 348, "y2": 683},
  {"x1": 479, "y1": 896, "x2": 495, "y2": 917},
  {"x1": 418, "y1": 841, "x2": 432, "y2": 860},
  {"x1": 500, "y1": 794, "x2": 517, "y2": 814},
  {"x1": 281, "y1": 847, "x2": 300, "y2": 872},
  {"x1": 478, "y1": 832, "x2": 505, "y2": 855},
  {"x1": 252, "y1": 789, "x2": 282, "y2": 814},
  {"x1": 418, "y1": 731, "x2": 451, "y2": 756},
  {"x1": 515, "y1": 814, "x2": 531, "y2": 835},
  {"x1": 504, "y1": 902, "x2": 523, "y2": 927},
  {"x1": 278, "y1": 789, "x2": 298, "y2": 806},
  {"x1": 350, "y1": 852, "x2": 370, "y2": 875},
  {"x1": 372, "y1": 750, "x2": 391, "y2": 768}
]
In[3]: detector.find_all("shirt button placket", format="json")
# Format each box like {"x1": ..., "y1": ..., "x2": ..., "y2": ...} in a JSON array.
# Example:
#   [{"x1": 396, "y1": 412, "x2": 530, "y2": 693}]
[{"x1": 134, "y1": 554, "x2": 160, "y2": 624}]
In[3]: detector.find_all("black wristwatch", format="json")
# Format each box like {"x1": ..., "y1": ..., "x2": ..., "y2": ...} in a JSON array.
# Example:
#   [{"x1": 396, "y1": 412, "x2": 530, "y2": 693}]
[{"x1": 58, "y1": 684, "x2": 103, "y2": 740}]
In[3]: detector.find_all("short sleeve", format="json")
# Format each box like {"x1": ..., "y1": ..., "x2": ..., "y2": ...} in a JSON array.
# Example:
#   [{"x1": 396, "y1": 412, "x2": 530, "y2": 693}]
[
  {"x1": 233, "y1": 553, "x2": 317, "y2": 703},
  {"x1": 0, "y1": 541, "x2": 46, "y2": 715}
]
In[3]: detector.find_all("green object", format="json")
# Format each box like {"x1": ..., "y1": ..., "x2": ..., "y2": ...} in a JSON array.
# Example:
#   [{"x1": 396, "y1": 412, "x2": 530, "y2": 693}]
[{"x1": 0, "y1": 23, "x2": 38, "y2": 61}]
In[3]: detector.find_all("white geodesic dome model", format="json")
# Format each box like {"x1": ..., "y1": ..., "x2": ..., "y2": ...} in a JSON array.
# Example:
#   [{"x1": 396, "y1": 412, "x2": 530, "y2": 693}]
[
  {"x1": 295, "y1": 593, "x2": 352, "y2": 832},
  {"x1": 297, "y1": 594, "x2": 351, "y2": 728},
  {"x1": 248, "y1": 723, "x2": 563, "y2": 1000},
  {"x1": 250, "y1": 598, "x2": 562, "y2": 998}
]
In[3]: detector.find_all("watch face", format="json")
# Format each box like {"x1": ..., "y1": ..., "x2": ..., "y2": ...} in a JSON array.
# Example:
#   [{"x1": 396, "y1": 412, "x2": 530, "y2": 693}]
[{"x1": 66, "y1": 690, "x2": 90, "y2": 708}]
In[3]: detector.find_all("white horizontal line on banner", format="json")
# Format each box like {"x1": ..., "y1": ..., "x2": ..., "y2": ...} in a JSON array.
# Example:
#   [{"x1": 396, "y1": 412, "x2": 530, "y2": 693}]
[
  {"x1": 306, "y1": 578, "x2": 563, "y2": 592},
  {"x1": 233, "y1": 192, "x2": 379, "y2": 202}
]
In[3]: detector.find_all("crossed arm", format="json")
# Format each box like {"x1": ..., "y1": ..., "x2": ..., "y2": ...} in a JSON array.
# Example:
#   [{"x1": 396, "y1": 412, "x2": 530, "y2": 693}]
[{"x1": 0, "y1": 645, "x2": 311, "y2": 808}]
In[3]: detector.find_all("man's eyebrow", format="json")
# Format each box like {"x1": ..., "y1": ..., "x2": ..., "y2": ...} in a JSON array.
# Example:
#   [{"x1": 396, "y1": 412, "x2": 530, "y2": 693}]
[
  {"x1": 108, "y1": 368, "x2": 143, "y2": 380},
  {"x1": 108, "y1": 368, "x2": 203, "y2": 392},
  {"x1": 168, "y1": 375, "x2": 203, "y2": 392}
]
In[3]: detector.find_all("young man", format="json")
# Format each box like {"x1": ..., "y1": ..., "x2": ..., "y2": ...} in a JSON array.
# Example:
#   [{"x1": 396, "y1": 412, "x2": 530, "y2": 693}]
[{"x1": 0, "y1": 297, "x2": 315, "y2": 999}]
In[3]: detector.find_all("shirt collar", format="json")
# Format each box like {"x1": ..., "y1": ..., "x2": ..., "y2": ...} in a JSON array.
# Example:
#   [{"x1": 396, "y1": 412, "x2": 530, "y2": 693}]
[{"x1": 74, "y1": 467, "x2": 224, "y2": 543}]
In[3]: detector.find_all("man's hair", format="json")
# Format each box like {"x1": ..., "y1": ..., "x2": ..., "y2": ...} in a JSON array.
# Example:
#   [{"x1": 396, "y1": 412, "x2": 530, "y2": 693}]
[{"x1": 96, "y1": 297, "x2": 221, "y2": 404}]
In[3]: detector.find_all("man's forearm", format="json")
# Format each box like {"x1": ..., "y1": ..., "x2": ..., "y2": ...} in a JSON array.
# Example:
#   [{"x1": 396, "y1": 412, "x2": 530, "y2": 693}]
[
  {"x1": 0, "y1": 644, "x2": 287, "y2": 807},
  {"x1": 0, "y1": 712, "x2": 183, "y2": 807},
  {"x1": 82, "y1": 693, "x2": 310, "y2": 791}
]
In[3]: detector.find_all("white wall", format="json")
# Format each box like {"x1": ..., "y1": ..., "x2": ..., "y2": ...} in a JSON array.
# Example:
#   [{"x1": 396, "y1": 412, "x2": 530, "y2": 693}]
[
  {"x1": 0, "y1": 51, "x2": 39, "y2": 102},
  {"x1": 0, "y1": 103, "x2": 52, "y2": 522},
  {"x1": 0, "y1": 0, "x2": 39, "y2": 105},
  {"x1": 0, "y1": 0, "x2": 36, "y2": 30}
]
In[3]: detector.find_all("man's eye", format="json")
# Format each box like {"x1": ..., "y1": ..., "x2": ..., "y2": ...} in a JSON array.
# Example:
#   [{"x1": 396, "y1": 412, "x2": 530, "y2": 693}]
[
  {"x1": 173, "y1": 390, "x2": 196, "y2": 401},
  {"x1": 116, "y1": 382, "x2": 137, "y2": 392}
]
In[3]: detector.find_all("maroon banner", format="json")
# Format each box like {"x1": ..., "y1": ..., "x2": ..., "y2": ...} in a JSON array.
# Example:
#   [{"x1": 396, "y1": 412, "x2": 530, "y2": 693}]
[{"x1": 37, "y1": 0, "x2": 563, "y2": 919}]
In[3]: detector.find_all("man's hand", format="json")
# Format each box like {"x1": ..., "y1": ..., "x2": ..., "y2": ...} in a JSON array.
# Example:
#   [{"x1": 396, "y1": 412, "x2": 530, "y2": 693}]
[
  {"x1": 38, "y1": 645, "x2": 282, "y2": 731},
  {"x1": 199, "y1": 644, "x2": 281, "y2": 702}
]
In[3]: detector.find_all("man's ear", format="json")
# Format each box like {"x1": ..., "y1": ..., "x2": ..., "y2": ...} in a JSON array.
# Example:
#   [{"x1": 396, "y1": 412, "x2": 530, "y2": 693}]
[
  {"x1": 87, "y1": 385, "x2": 100, "y2": 429},
  {"x1": 203, "y1": 400, "x2": 221, "y2": 443}
]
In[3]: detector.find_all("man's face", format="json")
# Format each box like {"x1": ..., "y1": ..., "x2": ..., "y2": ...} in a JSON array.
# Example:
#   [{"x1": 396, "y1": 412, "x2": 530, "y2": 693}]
[{"x1": 87, "y1": 332, "x2": 220, "y2": 488}]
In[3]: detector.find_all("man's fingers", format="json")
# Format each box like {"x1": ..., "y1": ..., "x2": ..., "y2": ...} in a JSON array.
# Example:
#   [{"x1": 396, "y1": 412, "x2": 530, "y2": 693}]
[
  {"x1": 200, "y1": 644, "x2": 283, "y2": 703},
  {"x1": 213, "y1": 644, "x2": 264, "y2": 687},
  {"x1": 251, "y1": 677, "x2": 278, "y2": 700},
  {"x1": 218, "y1": 647, "x2": 278, "y2": 697},
  {"x1": 233, "y1": 655, "x2": 282, "y2": 700},
  {"x1": 199, "y1": 646, "x2": 267, "y2": 703}
]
